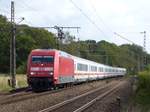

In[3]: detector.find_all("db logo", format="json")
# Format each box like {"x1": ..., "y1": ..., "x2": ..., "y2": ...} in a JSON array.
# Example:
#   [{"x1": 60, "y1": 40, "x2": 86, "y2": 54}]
[{"x1": 39, "y1": 67, "x2": 44, "y2": 71}]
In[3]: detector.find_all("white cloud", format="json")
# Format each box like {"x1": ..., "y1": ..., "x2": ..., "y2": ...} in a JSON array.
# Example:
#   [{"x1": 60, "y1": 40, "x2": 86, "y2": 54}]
[{"x1": 1, "y1": 0, "x2": 150, "y2": 53}]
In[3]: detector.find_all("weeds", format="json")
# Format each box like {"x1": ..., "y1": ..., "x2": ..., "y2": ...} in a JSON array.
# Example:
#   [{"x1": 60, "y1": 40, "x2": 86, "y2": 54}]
[
  {"x1": 0, "y1": 74, "x2": 28, "y2": 91},
  {"x1": 134, "y1": 68, "x2": 150, "y2": 111}
]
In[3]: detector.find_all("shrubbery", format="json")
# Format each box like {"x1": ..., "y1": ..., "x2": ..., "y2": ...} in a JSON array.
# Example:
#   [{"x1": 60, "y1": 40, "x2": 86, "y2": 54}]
[
  {"x1": 135, "y1": 65, "x2": 150, "y2": 109},
  {"x1": 138, "y1": 71, "x2": 150, "y2": 90},
  {"x1": 16, "y1": 62, "x2": 27, "y2": 74}
]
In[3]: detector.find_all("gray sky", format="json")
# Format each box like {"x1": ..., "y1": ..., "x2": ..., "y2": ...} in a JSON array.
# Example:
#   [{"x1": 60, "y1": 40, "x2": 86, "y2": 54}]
[{"x1": 1, "y1": 0, "x2": 150, "y2": 53}]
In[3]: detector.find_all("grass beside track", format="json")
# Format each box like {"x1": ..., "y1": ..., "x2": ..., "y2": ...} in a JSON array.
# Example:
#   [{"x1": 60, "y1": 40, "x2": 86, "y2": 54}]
[{"x1": 0, "y1": 74, "x2": 28, "y2": 92}]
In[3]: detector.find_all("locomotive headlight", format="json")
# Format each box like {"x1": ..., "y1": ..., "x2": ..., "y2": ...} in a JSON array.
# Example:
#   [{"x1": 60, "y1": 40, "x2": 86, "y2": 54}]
[
  {"x1": 30, "y1": 72, "x2": 36, "y2": 75},
  {"x1": 49, "y1": 71, "x2": 53, "y2": 75}
]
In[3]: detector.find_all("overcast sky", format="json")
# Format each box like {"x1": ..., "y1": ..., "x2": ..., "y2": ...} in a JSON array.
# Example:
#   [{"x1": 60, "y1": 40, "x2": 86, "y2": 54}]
[{"x1": 1, "y1": 0, "x2": 150, "y2": 53}]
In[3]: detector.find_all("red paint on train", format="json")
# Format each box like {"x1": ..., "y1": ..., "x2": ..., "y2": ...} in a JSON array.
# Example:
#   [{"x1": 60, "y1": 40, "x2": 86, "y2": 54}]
[
  {"x1": 27, "y1": 49, "x2": 74, "y2": 90},
  {"x1": 59, "y1": 56, "x2": 74, "y2": 77}
]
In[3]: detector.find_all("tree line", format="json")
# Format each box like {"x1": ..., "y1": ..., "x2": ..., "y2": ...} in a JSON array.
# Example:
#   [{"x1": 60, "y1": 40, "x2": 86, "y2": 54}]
[{"x1": 0, "y1": 15, "x2": 149, "y2": 74}]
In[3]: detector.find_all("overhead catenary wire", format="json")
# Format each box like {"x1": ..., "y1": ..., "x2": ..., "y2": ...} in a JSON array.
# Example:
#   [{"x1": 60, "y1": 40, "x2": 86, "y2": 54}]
[
  {"x1": 0, "y1": 9, "x2": 10, "y2": 15},
  {"x1": 17, "y1": 0, "x2": 37, "y2": 12},
  {"x1": 16, "y1": 0, "x2": 52, "y2": 26},
  {"x1": 114, "y1": 32, "x2": 136, "y2": 44},
  {"x1": 88, "y1": 0, "x2": 114, "y2": 34},
  {"x1": 69, "y1": 0, "x2": 109, "y2": 39},
  {"x1": 88, "y1": 0, "x2": 146, "y2": 50}
]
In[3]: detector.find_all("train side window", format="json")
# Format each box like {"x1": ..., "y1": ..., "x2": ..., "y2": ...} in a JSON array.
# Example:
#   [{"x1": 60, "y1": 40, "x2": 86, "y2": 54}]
[
  {"x1": 85, "y1": 64, "x2": 88, "y2": 71},
  {"x1": 99, "y1": 67, "x2": 102, "y2": 72},
  {"x1": 98, "y1": 67, "x2": 101, "y2": 72},
  {"x1": 77, "y1": 63, "x2": 88, "y2": 71},
  {"x1": 91, "y1": 66, "x2": 97, "y2": 72},
  {"x1": 96, "y1": 67, "x2": 97, "y2": 72},
  {"x1": 77, "y1": 63, "x2": 82, "y2": 71},
  {"x1": 109, "y1": 69, "x2": 111, "y2": 72}
]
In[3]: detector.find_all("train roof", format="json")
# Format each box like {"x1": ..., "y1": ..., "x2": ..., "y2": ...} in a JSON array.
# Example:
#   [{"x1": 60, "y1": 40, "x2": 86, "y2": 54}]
[
  {"x1": 31, "y1": 49, "x2": 126, "y2": 70},
  {"x1": 31, "y1": 49, "x2": 57, "y2": 52}
]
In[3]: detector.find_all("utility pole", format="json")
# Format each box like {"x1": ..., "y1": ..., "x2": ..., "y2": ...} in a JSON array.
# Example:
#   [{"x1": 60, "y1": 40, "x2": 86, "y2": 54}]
[
  {"x1": 25, "y1": 26, "x2": 80, "y2": 49},
  {"x1": 10, "y1": 1, "x2": 16, "y2": 88},
  {"x1": 53, "y1": 26, "x2": 65, "y2": 49},
  {"x1": 77, "y1": 38, "x2": 81, "y2": 56},
  {"x1": 50, "y1": 26, "x2": 80, "y2": 49},
  {"x1": 140, "y1": 31, "x2": 147, "y2": 68}
]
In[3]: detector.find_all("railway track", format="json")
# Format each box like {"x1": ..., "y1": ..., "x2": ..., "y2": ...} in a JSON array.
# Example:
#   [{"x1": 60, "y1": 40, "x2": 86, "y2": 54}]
[
  {"x1": 38, "y1": 79, "x2": 125, "y2": 112},
  {"x1": 0, "y1": 78, "x2": 123, "y2": 108},
  {"x1": 0, "y1": 87, "x2": 72, "y2": 105},
  {"x1": 0, "y1": 78, "x2": 117, "y2": 105},
  {"x1": 0, "y1": 87, "x2": 29, "y2": 97}
]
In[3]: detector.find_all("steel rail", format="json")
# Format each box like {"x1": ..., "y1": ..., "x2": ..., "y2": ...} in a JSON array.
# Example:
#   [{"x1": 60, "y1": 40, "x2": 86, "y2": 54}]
[
  {"x1": 38, "y1": 80, "x2": 121, "y2": 112},
  {"x1": 73, "y1": 81, "x2": 125, "y2": 112},
  {"x1": 1, "y1": 78, "x2": 114, "y2": 105}
]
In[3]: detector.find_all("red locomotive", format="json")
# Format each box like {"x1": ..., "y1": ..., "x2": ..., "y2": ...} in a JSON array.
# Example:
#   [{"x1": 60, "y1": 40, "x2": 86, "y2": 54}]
[{"x1": 27, "y1": 49, "x2": 126, "y2": 90}]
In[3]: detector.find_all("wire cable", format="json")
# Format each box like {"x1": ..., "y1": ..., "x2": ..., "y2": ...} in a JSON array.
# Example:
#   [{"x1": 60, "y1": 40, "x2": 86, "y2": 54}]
[
  {"x1": 0, "y1": 9, "x2": 10, "y2": 15},
  {"x1": 114, "y1": 32, "x2": 136, "y2": 44},
  {"x1": 69, "y1": 0, "x2": 109, "y2": 39},
  {"x1": 16, "y1": 0, "x2": 52, "y2": 26},
  {"x1": 89, "y1": 0, "x2": 114, "y2": 34}
]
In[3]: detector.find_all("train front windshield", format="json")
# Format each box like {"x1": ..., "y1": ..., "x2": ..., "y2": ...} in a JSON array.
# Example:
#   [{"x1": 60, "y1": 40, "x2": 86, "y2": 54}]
[{"x1": 32, "y1": 56, "x2": 54, "y2": 63}]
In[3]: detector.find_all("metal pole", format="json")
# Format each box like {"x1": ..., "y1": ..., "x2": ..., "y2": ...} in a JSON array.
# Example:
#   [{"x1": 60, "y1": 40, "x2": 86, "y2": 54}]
[
  {"x1": 143, "y1": 31, "x2": 147, "y2": 67},
  {"x1": 53, "y1": 26, "x2": 80, "y2": 50},
  {"x1": 106, "y1": 55, "x2": 108, "y2": 65},
  {"x1": 138, "y1": 56, "x2": 141, "y2": 72},
  {"x1": 143, "y1": 31, "x2": 146, "y2": 51},
  {"x1": 140, "y1": 31, "x2": 146, "y2": 69},
  {"x1": 78, "y1": 38, "x2": 80, "y2": 57},
  {"x1": 10, "y1": 1, "x2": 16, "y2": 88}
]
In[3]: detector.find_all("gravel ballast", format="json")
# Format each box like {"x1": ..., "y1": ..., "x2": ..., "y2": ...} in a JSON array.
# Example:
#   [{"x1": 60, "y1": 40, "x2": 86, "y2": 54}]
[{"x1": 0, "y1": 78, "x2": 132, "y2": 112}]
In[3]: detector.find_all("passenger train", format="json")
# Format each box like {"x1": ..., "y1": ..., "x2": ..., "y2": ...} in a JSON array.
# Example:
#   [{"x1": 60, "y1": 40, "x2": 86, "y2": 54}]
[{"x1": 27, "y1": 49, "x2": 126, "y2": 90}]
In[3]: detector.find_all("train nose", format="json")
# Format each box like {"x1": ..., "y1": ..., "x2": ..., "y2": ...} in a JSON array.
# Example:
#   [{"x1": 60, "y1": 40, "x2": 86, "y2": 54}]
[{"x1": 30, "y1": 77, "x2": 53, "y2": 91}]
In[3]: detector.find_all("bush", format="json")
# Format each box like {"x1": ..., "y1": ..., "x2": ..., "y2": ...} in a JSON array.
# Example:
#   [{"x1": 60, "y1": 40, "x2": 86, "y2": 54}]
[
  {"x1": 138, "y1": 71, "x2": 150, "y2": 90},
  {"x1": 145, "y1": 65, "x2": 150, "y2": 71},
  {"x1": 16, "y1": 62, "x2": 27, "y2": 74},
  {"x1": 135, "y1": 66, "x2": 150, "y2": 109}
]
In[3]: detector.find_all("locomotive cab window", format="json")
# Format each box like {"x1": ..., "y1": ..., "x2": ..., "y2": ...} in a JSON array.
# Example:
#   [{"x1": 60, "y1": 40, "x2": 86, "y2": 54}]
[{"x1": 32, "y1": 56, "x2": 54, "y2": 63}]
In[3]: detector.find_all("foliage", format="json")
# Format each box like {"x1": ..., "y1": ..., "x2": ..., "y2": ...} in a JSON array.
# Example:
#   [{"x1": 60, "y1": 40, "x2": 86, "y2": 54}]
[
  {"x1": 138, "y1": 66, "x2": 150, "y2": 90},
  {"x1": 0, "y1": 14, "x2": 150, "y2": 74},
  {"x1": 134, "y1": 66, "x2": 150, "y2": 111},
  {"x1": 16, "y1": 62, "x2": 27, "y2": 74},
  {"x1": 135, "y1": 89, "x2": 150, "y2": 112},
  {"x1": 145, "y1": 64, "x2": 150, "y2": 71},
  {"x1": 0, "y1": 15, "x2": 57, "y2": 73}
]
